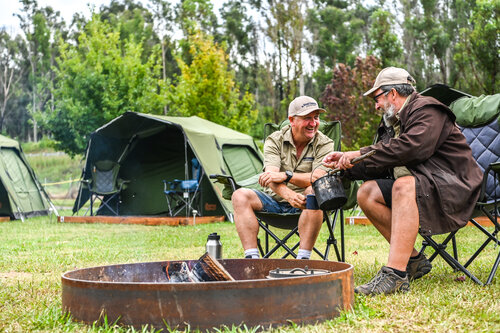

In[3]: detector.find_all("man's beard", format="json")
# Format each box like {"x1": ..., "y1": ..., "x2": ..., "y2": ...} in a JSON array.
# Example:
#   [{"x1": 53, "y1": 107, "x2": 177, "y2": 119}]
[{"x1": 383, "y1": 102, "x2": 397, "y2": 127}]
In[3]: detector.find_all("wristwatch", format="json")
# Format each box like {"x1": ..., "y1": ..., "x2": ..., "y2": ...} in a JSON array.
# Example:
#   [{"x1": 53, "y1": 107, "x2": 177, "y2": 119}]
[{"x1": 284, "y1": 170, "x2": 293, "y2": 184}]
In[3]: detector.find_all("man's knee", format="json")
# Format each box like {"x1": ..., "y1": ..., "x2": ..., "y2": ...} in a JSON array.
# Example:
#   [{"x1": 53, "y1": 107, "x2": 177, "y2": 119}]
[
  {"x1": 232, "y1": 188, "x2": 261, "y2": 211},
  {"x1": 393, "y1": 176, "x2": 415, "y2": 198},
  {"x1": 300, "y1": 208, "x2": 323, "y2": 224},
  {"x1": 357, "y1": 181, "x2": 379, "y2": 204}
]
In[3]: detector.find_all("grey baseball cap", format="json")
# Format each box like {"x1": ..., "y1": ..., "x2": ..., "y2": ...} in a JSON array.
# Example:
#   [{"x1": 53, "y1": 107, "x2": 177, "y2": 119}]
[
  {"x1": 288, "y1": 96, "x2": 326, "y2": 117},
  {"x1": 363, "y1": 67, "x2": 416, "y2": 96}
]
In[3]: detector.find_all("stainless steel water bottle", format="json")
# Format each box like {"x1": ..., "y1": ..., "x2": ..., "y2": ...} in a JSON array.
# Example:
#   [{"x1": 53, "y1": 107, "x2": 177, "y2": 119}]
[{"x1": 206, "y1": 233, "x2": 222, "y2": 259}]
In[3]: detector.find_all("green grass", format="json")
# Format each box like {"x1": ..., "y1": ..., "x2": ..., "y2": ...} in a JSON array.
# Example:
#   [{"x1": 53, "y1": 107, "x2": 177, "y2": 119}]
[{"x1": 0, "y1": 216, "x2": 499, "y2": 332}]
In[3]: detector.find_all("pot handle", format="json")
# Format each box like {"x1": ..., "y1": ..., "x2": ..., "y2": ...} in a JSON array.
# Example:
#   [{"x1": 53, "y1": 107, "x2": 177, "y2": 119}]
[{"x1": 310, "y1": 150, "x2": 376, "y2": 184}]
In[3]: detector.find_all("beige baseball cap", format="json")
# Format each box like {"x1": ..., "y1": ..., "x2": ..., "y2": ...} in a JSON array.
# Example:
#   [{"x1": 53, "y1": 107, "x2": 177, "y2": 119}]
[
  {"x1": 288, "y1": 96, "x2": 326, "y2": 117},
  {"x1": 363, "y1": 67, "x2": 416, "y2": 96}
]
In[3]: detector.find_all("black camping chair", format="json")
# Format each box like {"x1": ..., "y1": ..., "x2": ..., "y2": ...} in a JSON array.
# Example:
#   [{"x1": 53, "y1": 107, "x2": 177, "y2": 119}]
[
  {"x1": 82, "y1": 160, "x2": 129, "y2": 216},
  {"x1": 418, "y1": 117, "x2": 500, "y2": 285},
  {"x1": 210, "y1": 120, "x2": 357, "y2": 261},
  {"x1": 163, "y1": 158, "x2": 204, "y2": 217}
]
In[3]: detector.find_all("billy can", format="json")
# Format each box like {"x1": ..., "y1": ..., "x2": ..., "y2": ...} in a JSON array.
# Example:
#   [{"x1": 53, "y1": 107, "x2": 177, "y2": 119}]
[{"x1": 206, "y1": 233, "x2": 222, "y2": 259}]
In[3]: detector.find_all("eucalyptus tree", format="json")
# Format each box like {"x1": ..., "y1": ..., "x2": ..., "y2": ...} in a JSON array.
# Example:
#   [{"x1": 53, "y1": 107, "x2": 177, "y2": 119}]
[
  {"x1": 0, "y1": 31, "x2": 24, "y2": 134},
  {"x1": 306, "y1": 0, "x2": 366, "y2": 94},
  {"x1": 248, "y1": 0, "x2": 308, "y2": 122},
  {"x1": 219, "y1": 0, "x2": 259, "y2": 97},
  {"x1": 15, "y1": 0, "x2": 66, "y2": 141},
  {"x1": 99, "y1": 0, "x2": 157, "y2": 62},
  {"x1": 368, "y1": 9, "x2": 402, "y2": 67},
  {"x1": 454, "y1": 0, "x2": 499, "y2": 94}
]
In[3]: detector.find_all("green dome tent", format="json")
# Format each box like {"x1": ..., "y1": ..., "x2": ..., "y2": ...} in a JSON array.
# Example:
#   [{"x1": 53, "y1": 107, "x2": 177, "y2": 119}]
[
  {"x1": 73, "y1": 112, "x2": 263, "y2": 220},
  {"x1": 0, "y1": 135, "x2": 55, "y2": 220}
]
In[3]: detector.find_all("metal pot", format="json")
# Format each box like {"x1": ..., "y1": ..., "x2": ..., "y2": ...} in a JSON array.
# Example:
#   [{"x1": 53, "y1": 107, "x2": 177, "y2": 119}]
[
  {"x1": 312, "y1": 150, "x2": 376, "y2": 211},
  {"x1": 312, "y1": 173, "x2": 347, "y2": 210}
]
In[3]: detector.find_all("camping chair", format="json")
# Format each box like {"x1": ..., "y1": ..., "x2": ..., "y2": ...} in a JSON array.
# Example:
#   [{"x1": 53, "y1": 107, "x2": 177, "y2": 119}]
[
  {"x1": 210, "y1": 120, "x2": 357, "y2": 261},
  {"x1": 418, "y1": 117, "x2": 500, "y2": 285},
  {"x1": 210, "y1": 174, "x2": 346, "y2": 261},
  {"x1": 163, "y1": 158, "x2": 204, "y2": 217},
  {"x1": 82, "y1": 160, "x2": 129, "y2": 216}
]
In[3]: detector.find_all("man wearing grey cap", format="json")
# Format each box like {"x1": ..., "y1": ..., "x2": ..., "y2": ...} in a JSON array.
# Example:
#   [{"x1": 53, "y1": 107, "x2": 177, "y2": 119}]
[
  {"x1": 232, "y1": 96, "x2": 334, "y2": 260},
  {"x1": 323, "y1": 67, "x2": 482, "y2": 295}
]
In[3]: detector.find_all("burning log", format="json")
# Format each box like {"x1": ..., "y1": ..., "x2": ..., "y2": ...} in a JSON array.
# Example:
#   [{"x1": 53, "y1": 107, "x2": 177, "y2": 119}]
[{"x1": 164, "y1": 252, "x2": 235, "y2": 282}]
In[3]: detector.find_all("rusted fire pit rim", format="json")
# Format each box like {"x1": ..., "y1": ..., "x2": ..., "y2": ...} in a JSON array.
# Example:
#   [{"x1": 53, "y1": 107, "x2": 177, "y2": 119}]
[{"x1": 62, "y1": 258, "x2": 353, "y2": 288}]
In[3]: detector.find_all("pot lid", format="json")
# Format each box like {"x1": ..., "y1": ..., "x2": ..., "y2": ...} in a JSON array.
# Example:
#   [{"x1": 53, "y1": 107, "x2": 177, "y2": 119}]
[{"x1": 267, "y1": 266, "x2": 331, "y2": 278}]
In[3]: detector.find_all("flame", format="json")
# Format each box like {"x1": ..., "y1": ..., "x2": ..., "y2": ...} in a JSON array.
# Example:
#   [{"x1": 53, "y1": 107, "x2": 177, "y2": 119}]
[{"x1": 165, "y1": 262, "x2": 171, "y2": 281}]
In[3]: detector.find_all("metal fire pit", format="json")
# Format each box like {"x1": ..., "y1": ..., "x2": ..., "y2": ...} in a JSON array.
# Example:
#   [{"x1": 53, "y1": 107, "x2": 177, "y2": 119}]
[{"x1": 62, "y1": 259, "x2": 353, "y2": 330}]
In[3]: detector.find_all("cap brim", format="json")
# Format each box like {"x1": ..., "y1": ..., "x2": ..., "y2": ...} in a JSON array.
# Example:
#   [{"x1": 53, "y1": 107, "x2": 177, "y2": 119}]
[
  {"x1": 363, "y1": 86, "x2": 379, "y2": 97},
  {"x1": 296, "y1": 108, "x2": 326, "y2": 116}
]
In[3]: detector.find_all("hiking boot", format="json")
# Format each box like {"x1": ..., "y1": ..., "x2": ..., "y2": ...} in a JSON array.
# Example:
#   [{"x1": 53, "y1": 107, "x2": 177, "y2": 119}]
[
  {"x1": 354, "y1": 266, "x2": 410, "y2": 296},
  {"x1": 406, "y1": 253, "x2": 432, "y2": 281}
]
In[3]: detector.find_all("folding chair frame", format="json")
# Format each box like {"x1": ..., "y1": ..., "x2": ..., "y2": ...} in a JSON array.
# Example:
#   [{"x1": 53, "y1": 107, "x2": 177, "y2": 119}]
[
  {"x1": 257, "y1": 210, "x2": 345, "y2": 261},
  {"x1": 209, "y1": 174, "x2": 346, "y2": 262},
  {"x1": 418, "y1": 162, "x2": 500, "y2": 286}
]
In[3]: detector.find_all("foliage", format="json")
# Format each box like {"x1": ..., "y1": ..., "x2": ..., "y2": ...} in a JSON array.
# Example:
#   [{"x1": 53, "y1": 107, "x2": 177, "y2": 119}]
[
  {"x1": 368, "y1": 9, "x2": 402, "y2": 67},
  {"x1": 41, "y1": 15, "x2": 167, "y2": 156},
  {"x1": 168, "y1": 30, "x2": 258, "y2": 134},
  {"x1": 321, "y1": 56, "x2": 382, "y2": 150},
  {"x1": 454, "y1": 0, "x2": 499, "y2": 95},
  {"x1": 307, "y1": 0, "x2": 366, "y2": 74}
]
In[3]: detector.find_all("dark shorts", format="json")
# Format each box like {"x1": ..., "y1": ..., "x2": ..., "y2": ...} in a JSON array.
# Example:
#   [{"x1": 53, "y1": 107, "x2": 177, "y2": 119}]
[
  {"x1": 252, "y1": 189, "x2": 302, "y2": 214},
  {"x1": 375, "y1": 179, "x2": 395, "y2": 208}
]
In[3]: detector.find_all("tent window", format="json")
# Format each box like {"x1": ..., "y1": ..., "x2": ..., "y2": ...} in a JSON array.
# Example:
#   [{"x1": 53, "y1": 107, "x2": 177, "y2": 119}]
[{"x1": 222, "y1": 145, "x2": 262, "y2": 182}]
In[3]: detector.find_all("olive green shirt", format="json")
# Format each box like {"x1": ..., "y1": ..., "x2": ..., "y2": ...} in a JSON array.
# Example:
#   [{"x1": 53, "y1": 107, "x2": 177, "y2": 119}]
[
  {"x1": 263, "y1": 125, "x2": 334, "y2": 202},
  {"x1": 393, "y1": 97, "x2": 412, "y2": 179}
]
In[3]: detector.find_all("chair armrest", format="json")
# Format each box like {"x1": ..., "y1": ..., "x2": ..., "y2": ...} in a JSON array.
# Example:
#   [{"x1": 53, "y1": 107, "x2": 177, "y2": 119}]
[
  {"x1": 490, "y1": 161, "x2": 500, "y2": 174},
  {"x1": 209, "y1": 174, "x2": 238, "y2": 191}
]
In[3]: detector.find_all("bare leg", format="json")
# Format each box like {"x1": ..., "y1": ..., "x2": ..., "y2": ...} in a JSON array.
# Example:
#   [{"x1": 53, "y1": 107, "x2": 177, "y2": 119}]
[
  {"x1": 232, "y1": 188, "x2": 263, "y2": 250},
  {"x1": 357, "y1": 179, "x2": 419, "y2": 267},
  {"x1": 387, "y1": 176, "x2": 420, "y2": 271},
  {"x1": 357, "y1": 180, "x2": 392, "y2": 242},
  {"x1": 298, "y1": 186, "x2": 323, "y2": 250}
]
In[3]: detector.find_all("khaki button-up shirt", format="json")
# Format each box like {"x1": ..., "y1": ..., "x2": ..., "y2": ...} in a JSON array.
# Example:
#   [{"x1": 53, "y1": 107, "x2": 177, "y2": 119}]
[{"x1": 263, "y1": 125, "x2": 334, "y2": 202}]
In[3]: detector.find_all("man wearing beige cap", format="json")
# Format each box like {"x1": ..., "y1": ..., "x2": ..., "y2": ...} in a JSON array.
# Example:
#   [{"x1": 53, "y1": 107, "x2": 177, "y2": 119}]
[
  {"x1": 232, "y1": 96, "x2": 334, "y2": 260},
  {"x1": 323, "y1": 67, "x2": 482, "y2": 295}
]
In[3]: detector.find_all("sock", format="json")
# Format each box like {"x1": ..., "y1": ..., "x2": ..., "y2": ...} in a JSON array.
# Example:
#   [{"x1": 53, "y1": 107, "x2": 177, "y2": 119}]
[
  {"x1": 410, "y1": 253, "x2": 421, "y2": 260},
  {"x1": 389, "y1": 267, "x2": 408, "y2": 278},
  {"x1": 297, "y1": 249, "x2": 311, "y2": 260},
  {"x1": 244, "y1": 248, "x2": 260, "y2": 259}
]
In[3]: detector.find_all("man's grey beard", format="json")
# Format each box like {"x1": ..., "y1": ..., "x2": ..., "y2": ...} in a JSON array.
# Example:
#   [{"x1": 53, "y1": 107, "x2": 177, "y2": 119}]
[{"x1": 383, "y1": 103, "x2": 397, "y2": 127}]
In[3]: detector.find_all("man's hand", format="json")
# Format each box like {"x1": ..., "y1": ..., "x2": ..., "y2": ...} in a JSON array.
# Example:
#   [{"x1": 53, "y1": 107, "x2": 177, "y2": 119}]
[
  {"x1": 285, "y1": 191, "x2": 306, "y2": 209},
  {"x1": 323, "y1": 150, "x2": 361, "y2": 170},
  {"x1": 322, "y1": 151, "x2": 343, "y2": 169},
  {"x1": 259, "y1": 171, "x2": 286, "y2": 187}
]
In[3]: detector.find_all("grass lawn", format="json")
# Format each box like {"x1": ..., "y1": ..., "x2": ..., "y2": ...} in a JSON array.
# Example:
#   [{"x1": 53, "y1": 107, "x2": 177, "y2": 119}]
[{"x1": 0, "y1": 214, "x2": 499, "y2": 332}]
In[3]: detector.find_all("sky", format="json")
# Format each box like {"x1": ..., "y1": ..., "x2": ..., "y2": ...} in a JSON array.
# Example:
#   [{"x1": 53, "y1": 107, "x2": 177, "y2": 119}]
[{"x1": 0, "y1": 0, "x2": 225, "y2": 34}]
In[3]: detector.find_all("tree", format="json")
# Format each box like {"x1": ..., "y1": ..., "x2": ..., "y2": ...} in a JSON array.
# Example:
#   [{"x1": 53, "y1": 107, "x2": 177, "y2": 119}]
[
  {"x1": 368, "y1": 9, "x2": 402, "y2": 67},
  {"x1": 307, "y1": 0, "x2": 366, "y2": 92},
  {"x1": 321, "y1": 56, "x2": 382, "y2": 149},
  {"x1": 168, "y1": 30, "x2": 258, "y2": 134},
  {"x1": 0, "y1": 31, "x2": 24, "y2": 133},
  {"x1": 454, "y1": 0, "x2": 499, "y2": 94},
  {"x1": 16, "y1": 0, "x2": 66, "y2": 141},
  {"x1": 43, "y1": 15, "x2": 167, "y2": 156}
]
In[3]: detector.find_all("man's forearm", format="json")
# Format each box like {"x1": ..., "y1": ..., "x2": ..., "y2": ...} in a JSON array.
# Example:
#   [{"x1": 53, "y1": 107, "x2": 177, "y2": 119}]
[{"x1": 289, "y1": 169, "x2": 327, "y2": 188}]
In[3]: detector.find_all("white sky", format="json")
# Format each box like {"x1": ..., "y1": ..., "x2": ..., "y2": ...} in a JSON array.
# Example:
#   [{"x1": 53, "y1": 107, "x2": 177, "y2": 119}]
[{"x1": 0, "y1": 0, "x2": 225, "y2": 34}]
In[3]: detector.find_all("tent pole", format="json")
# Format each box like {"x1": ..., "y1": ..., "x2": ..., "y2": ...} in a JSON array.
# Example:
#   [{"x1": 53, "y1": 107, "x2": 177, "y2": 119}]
[{"x1": 184, "y1": 132, "x2": 189, "y2": 217}]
